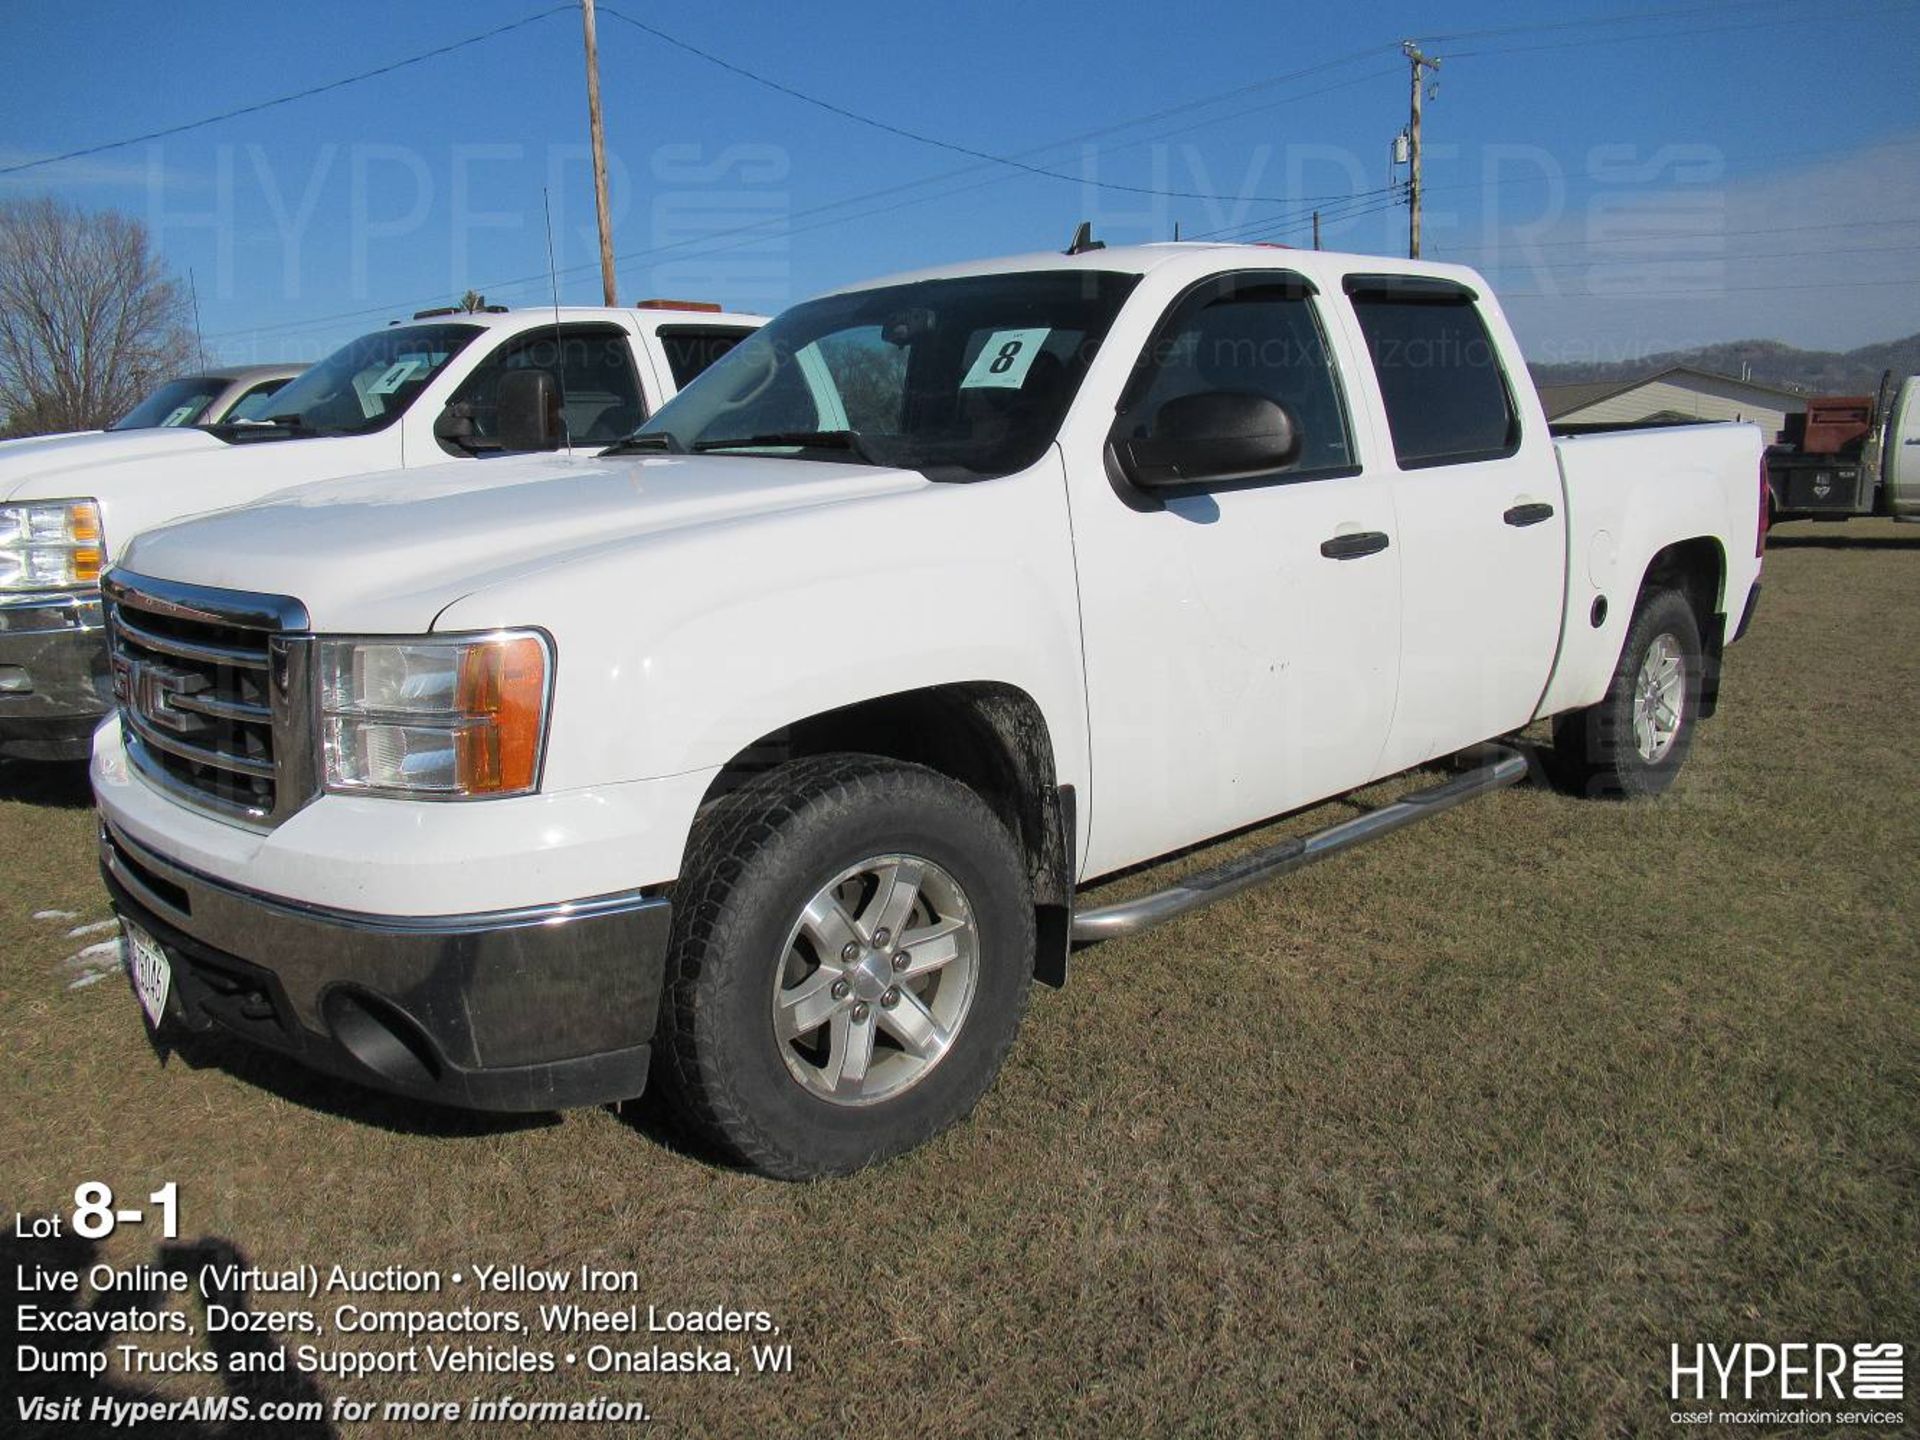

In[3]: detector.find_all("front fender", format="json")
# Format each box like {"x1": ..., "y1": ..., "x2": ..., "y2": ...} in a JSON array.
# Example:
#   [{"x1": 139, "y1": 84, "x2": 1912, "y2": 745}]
[{"x1": 432, "y1": 451, "x2": 1091, "y2": 804}]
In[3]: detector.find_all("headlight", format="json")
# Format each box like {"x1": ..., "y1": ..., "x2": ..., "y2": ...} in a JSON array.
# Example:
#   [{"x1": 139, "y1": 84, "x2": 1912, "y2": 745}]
[
  {"x1": 317, "y1": 631, "x2": 552, "y2": 798},
  {"x1": 0, "y1": 499, "x2": 104, "y2": 592}
]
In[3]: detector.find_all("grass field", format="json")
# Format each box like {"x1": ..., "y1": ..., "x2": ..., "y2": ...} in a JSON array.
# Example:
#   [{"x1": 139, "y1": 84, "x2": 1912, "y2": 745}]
[{"x1": 3, "y1": 518, "x2": 1916, "y2": 1438}]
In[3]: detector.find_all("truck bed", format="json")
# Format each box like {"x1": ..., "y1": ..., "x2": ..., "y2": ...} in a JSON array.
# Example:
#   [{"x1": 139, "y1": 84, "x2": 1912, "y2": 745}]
[{"x1": 1537, "y1": 422, "x2": 1766, "y2": 720}]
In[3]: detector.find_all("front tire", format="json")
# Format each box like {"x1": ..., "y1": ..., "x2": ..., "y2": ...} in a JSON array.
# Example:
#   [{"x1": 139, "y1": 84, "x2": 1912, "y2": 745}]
[
  {"x1": 1552, "y1": 586, "x2": 1703, "y2": 799},
  {"x1": 654, "y1": 754, "x2": 1034, "y2": 1179}
]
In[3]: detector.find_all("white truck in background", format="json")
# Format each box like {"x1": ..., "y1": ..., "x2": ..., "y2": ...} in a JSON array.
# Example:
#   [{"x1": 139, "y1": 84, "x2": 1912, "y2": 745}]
[
  {"x1": 0, "y1": 364, "x2": 303, "y2": 455},
  {"x1": 91, "y1": 243, "x2": 1765, "y2": 1179},
  {"x1": 0, "y1": 301, "x2": 765, "y2": 758}
]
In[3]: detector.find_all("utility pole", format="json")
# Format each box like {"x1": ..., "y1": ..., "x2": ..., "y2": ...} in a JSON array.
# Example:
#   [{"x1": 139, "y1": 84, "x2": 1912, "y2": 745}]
[
  {"x1": 1312, "y1": 210, "x2": 1321, "y2": 251},
  {"x1": 580, "y1": 0, "x2": 618, "y2": 305},
  {"x1": 1403, "y1": 40, "x2": 1440, "y2": 259}
]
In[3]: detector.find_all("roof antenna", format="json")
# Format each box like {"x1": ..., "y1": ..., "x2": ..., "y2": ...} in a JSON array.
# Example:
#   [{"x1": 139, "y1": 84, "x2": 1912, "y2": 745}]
[
  {"x1": 543, "y1": 187, "x2": 573, "y2": 458},
  {"x1": 187, "y1": 267, "x2": 208, "y2": 369},
  {"x1": 1065, "y1": 221, "x2": 1105, "y2": 256}
]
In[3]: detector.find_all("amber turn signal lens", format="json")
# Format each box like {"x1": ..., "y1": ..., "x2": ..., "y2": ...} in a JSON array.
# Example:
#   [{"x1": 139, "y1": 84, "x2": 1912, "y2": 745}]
[{"x1": 454, "y1": 634, "x2": 549, "y2": 794}]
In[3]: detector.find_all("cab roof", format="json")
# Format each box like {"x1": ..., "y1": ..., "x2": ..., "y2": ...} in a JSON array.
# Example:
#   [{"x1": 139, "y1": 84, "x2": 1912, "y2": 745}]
[
  {"x1": 385, "y1": 304, "x2": 769, "y2": 336},
  {"x1": 829, "y1": 241, "x2": 1489, "y2": 297}
]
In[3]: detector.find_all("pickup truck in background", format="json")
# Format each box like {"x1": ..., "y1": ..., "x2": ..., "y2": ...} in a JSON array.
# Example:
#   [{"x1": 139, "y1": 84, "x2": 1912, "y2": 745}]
[
  {"x1": 0, "y1": 300, "x2": 764, "y2": 759},
  {"x1": 110, "y1": 364, "x2": 307, "y2": 433},
  {"x1": 91, "y1": 243, "x2": 1765, "y2": 1178},
  {"x1": 1763, "y1": 372, "x2": 1919, "y2": 523},
  {"x1": 0, "y1": 365, "x2": 303, "y2": 455}
]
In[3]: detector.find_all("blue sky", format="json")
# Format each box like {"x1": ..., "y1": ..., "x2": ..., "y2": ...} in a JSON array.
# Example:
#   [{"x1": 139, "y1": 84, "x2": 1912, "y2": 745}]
[{"x1": 3, "y1": 0, "x2": 1916, "y2": 367}]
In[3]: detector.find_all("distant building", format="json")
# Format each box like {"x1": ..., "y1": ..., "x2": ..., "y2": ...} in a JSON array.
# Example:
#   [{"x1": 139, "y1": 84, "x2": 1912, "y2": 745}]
[{"x1": 1537, "y1": 365, "x2": 1807, "y2": 442}]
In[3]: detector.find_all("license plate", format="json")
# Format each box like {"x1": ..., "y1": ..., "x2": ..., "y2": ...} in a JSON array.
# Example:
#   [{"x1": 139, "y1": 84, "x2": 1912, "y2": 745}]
[{"x1": 124, "y1": 919, "x2": 172, "y2": 1028}]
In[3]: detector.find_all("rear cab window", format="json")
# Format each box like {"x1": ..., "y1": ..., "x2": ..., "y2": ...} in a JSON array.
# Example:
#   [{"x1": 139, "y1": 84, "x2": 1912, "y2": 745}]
[
  {"x1": 656, "y1": 327, "x2": 756, "y2": 391},
  {"x1": 1344, "y1": 276, "x2": 1521, "y2": 469}
]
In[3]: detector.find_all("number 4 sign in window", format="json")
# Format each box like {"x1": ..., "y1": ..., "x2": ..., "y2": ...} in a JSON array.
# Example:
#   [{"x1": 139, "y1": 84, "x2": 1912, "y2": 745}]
[{"x1": 960, "y1": 328, "x2": 1051, "y2": 389}]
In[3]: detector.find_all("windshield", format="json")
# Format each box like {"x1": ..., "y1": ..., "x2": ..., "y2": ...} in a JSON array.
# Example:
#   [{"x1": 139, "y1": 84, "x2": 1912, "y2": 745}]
[
  {"x1": 222, "y1": 378, "x2": 293, "y2": 423},
  {"x1": 242, "y1": 323, "x2": 481, "y2": 436},
  {"x1": 111, "y1": 376, "x2": 225, "y2": 430},
  {"x1": 631, "y1": 270, "x2": 1140, "y2": 477}
]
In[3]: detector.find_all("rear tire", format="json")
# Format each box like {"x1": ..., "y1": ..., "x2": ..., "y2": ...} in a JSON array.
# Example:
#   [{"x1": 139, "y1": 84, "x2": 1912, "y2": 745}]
[
  {"x1": 1552, "y1": 586, "x2": 1703, "y2": 799},
  {"x1": 653, "y1": 754, "x2": 1033, "y2": 1179}
]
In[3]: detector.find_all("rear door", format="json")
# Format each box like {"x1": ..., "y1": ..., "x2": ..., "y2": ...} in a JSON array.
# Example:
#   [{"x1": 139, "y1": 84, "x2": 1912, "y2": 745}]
[
  {"x1": 1338, "y1": 276, "x2": 1566, "y2": 772},
  {"x1": 1067, "y1": 270, "x2": 1402, "y2": 876}
]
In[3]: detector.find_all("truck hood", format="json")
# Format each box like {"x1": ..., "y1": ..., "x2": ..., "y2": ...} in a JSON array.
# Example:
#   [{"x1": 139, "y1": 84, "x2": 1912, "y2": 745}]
[
  {"x1": 119, "y1": 450, "x2": 930, "y2": 630},
  {"x1": 0, "y1": 425, "x2": 227, "y2": 499}
]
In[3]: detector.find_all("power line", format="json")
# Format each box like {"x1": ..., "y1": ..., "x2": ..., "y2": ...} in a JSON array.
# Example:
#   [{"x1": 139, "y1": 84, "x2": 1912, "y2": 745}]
[
  {"x1": 597, "y1": 6, "x2": 1395, "y2": 207},
  {"x1": 0, "y1": 6, "x2": 574, "y2": 177},
  {"x1": 199, "y1": 3, "x2": 1920, "y2": 344},
  {"x1": 200, "y1": 63, "x2": 1416, "y2": 344},
  {"x1": 1422, "y1": 0, "x2": 1912, "y2": 45},
  {"x1": 1440, "y1": 215, "x2": 1920, "y2": 259},
  {"x1": 1476, "y1": 242, "x2": 1920, "y2": 273},
  {"x1": 1500, "y1": 275, "x2": 1920, "y2": 299},
  {"x1": 1445, "y1": 0, "x2": 1918, "y2": 62}
]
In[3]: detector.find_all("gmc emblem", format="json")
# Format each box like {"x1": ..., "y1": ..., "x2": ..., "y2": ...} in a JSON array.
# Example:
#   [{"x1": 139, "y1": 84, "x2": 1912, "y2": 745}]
[{"x1": 126, "y1": 660, "x2": 204, "y2": 734}]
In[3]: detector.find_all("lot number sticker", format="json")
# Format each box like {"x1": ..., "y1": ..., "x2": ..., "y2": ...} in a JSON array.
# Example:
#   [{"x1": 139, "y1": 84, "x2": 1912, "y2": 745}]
[
  {"x1": 960, "y1": 328, "x2": 1051, "y2": 389},
  {"x1": 367, "y1": 358, "x2": 426, "y2": 396}
]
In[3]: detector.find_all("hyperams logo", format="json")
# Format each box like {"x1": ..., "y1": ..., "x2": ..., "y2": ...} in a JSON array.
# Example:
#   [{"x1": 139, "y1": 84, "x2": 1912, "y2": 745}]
[{"x1": 1668, "y1": 1342, "x2": 1905, "y2": 1428}]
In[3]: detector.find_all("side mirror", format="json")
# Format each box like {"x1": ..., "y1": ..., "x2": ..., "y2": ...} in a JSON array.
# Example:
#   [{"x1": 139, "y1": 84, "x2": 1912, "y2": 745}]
[
  {"x1": 433, "y1": 401, "x2": 476, "y2": 445},
  {"x1": 497, "y1": 369, "x2": 562, "y2": 452},
  {"x1": 1113, "y1": 391, "x2": 1301, "y2": 489}
]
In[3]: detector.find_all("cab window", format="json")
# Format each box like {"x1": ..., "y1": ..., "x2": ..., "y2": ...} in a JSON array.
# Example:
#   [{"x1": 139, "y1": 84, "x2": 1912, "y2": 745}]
[
  {"x1": 1115, "y1": 275, "x2": 1356, "y2": 481},
  {"x1": 656, "y1": 326, "x2": 755, "y2": 391},
  {"x1": 1346, "y1": 279, "x2": 1520, "y2": 469},
  {"x1": 222, "y1": 377, "x2": 292, "y2": 423},
  {"x1": 454, "y1": 325, "x2": 647, "y2": 448}
]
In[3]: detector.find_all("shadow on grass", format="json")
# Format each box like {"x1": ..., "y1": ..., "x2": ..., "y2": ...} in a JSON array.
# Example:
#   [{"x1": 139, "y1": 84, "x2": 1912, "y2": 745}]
[
  {"x1": 160, "y1": 1026, "x2": 560, "y2": 1142},
  {"x1": 607, "y1": 1083, "x2": 753, "y2": 1173},
  {"x1": 2, "y1": 1223, "x2": 335, "y2": 1439},
  {"x1": 0, "y1": 757, "x2": 93, "y2": 810}
]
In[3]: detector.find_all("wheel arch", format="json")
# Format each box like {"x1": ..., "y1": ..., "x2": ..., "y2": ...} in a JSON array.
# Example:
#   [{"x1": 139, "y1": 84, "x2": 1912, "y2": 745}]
[
  {"x1": 1634, "y1": 535, "x2": 1727, "y2": 717},
  {"x1": 694, "y1": 682, "x2": 1075, "y2": 987}
]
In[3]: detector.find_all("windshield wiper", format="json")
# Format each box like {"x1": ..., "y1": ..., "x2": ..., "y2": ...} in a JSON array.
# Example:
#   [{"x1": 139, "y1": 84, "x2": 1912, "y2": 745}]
[
  {"x1": 691, "y1": 429, "x2": 881, "y2": 465},
  {"x1": 601, "y1": 431, "x2": 683, "y2": 456},
  {"x1": 205, "y1": 415, "x2": 321, "y2": 440}
]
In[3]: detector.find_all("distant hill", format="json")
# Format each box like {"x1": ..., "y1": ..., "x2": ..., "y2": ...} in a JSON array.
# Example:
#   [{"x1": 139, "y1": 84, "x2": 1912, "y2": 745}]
[{"x1": 1529, "y1": 333, "x2": 1920, "y2": 396}]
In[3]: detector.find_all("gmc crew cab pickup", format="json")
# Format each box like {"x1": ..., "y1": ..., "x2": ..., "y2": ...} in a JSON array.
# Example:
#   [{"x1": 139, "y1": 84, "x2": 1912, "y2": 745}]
[
  {"x1": 0, "y1": 302, "x2": 763, "y2": 759},
  {"x1": 90, "y1": 244, "x2": 1765, "y2": 1179}
]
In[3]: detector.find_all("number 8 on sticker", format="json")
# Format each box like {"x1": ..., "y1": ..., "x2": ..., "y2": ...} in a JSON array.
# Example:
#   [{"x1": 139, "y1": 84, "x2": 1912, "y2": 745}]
[{"x1": 960, "y1": 328, "x2": 1051, "y2": 389}]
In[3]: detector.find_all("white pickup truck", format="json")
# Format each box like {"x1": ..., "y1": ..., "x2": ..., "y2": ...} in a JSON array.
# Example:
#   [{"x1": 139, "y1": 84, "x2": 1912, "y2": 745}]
[
  {"x1": 0, "y1": 364, "x2": 304, "y2": 452},
  {"x1": 90, "y1": 243, "x2": 1765, "y2": 1178},
  {"x1": 0, "y1": 302, "x2": 764, "y2": 758}
]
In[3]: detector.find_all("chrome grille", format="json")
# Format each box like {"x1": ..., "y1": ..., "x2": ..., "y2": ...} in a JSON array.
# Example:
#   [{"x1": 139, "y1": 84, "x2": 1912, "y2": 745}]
[{"x1": 105, "y1": 572, "x2": 314, "y2": 827}]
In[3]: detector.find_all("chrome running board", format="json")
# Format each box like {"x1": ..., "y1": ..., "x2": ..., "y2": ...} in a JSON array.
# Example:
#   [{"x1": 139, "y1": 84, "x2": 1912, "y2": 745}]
[{"x1": 1069, "y1": 744, "x2": 1530, "y2": 943}]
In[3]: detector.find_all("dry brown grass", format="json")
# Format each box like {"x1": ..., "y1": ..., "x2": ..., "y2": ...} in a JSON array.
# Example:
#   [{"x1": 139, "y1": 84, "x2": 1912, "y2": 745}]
[{"x1": 3, "y1": 517, "x2": 1916, "y2": 1438}]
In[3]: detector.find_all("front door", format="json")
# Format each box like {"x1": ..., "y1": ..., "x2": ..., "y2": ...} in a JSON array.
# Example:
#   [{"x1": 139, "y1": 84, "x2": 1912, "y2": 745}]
[{"x1": 1067, "y1": 272, "x2": 1402, "y2": 877}]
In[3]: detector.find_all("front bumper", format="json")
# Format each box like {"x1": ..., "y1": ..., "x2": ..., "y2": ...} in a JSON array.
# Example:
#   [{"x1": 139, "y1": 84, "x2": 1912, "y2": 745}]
[
  {"x1": 100, "y1": 820, "x2": 671, "y2": 1112},
  {"x1": 0, "y1": 592, "x2": 111, "y2": 760}
]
